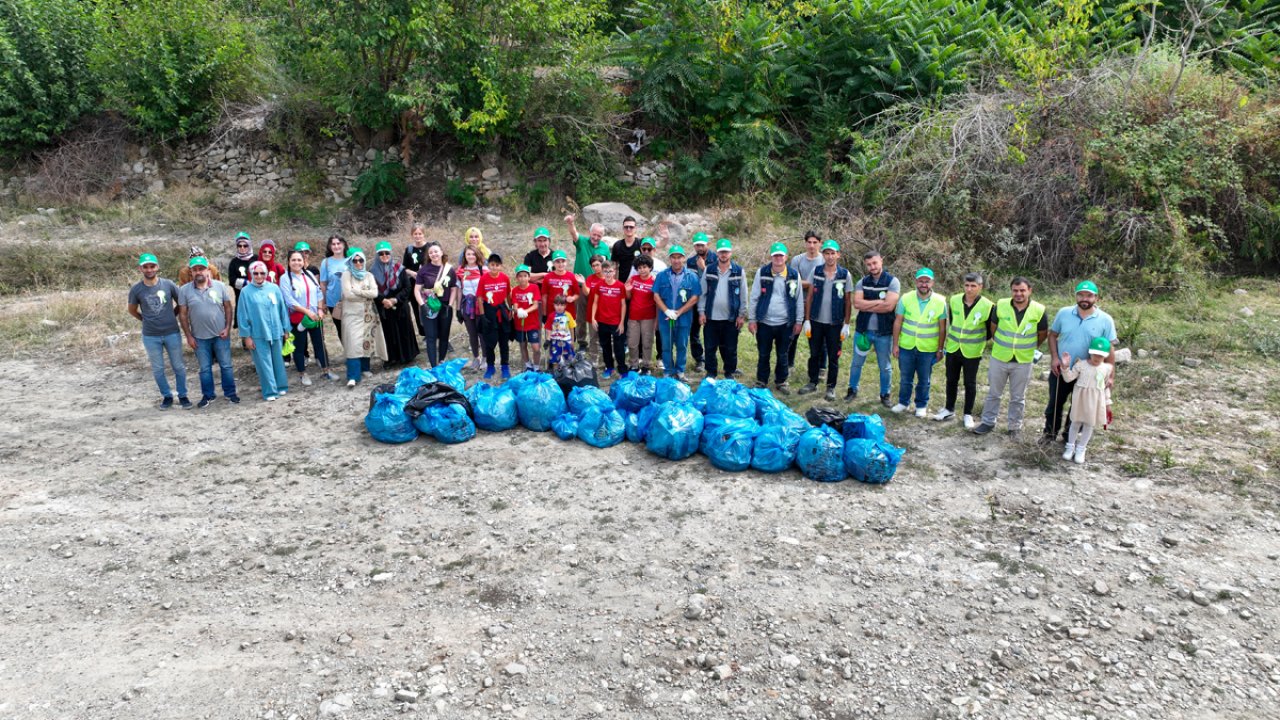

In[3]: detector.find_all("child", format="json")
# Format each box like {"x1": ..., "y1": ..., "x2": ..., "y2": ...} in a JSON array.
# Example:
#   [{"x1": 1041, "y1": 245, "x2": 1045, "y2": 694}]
[
  {"x1": 541, "y1": 250, "x2": 581, "y2": 327},
  {"x1": 1060, "y1": 336, "x2": 1114, "y2": 464},
  {"x1": 583, "y1": 252, "x2": 607, "y2": 362},
  {"x1": 546, "y1": 294, "x2": 577, "y2": 371},
  {"x1": 511, "y1": 264, "x2": 543, "y2": 372},
  {"x1": 625, "y1": 254, "x2": 657, "y2": 375},
  {"x1": 478, "y1": 253, "x2": 513, "y2": 380},
  {"x1": 591, "y1": 261, "x2": 627, "y2": 378}
]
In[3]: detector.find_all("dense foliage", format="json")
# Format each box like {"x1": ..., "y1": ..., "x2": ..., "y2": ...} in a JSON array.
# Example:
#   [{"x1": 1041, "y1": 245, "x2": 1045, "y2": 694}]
[{"x1": 0, "y1": 0, "x2": 98, "y2": 151}]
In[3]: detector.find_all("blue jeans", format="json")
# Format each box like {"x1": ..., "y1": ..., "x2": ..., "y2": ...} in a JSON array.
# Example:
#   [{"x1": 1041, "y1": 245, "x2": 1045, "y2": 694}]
[
  {"x1": 195, "y1": 336, "x2": 237, "y2": 399},
  {"x1": 248, "y1": 337, "x2": 289, "y2": 399},
  {"x1": 142, "y1": 332, "x2": 188, "y2": 398},
  {"x1": 346, "y1": 357, "x2": 371, "y2": 383},
  {"x1": 657, "y1": 319, "x2": 690, "y2": 374},
  {"x1": 848, "y1": 330, "x2": 892, "y2": 395},
  {"x1": 898, "y1": 347, "x2": 939, "y2": 408}
]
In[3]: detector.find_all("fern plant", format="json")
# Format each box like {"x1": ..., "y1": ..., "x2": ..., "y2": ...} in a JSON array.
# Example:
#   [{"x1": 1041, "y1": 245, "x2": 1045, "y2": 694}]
[{"x1": 353, "y1": 152, "x2": 407, "y2": 208}]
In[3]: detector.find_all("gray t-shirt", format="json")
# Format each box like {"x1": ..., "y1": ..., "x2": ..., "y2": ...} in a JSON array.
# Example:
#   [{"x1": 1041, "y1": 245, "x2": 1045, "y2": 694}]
[
  {"x1": 789, "y1": 254, "x2": 824, "y2": 284},
  {"x1": 811, "y1": 268, "x2": 854, "y2": 325},
  {"x1": 128, "y1": 279, "x2": 181, "y2": 336},
  {"x1": 178, "y1": 280, "x2": 231, "y2": 339},
  {"x1": 853, "y1": 274, "x2": 901, "y2": 332}
]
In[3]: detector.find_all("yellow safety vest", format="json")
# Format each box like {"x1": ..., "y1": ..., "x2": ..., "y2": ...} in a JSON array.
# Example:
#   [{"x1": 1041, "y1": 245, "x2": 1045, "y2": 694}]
[
  {"x1": 945, "y1": 294, "x2": 994, "y2": 358},
  {"x1": 991, "y1": 298, "x2": 1045, "y2": 363},
  {"x1": 898, "y1": 291, "x2": 947, "y2": 353}
]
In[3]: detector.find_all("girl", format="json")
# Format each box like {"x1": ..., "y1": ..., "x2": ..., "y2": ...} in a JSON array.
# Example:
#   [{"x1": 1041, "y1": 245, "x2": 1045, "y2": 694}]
[
  {"x1": 403, "y1": 222, "x2": 431, "y2": 336},
  {"x1": 257, "y1": 240, "x2": 286, "y2": 284},
  {"x1": 281, "y1": 249, "x2": 336, "y2": 386},
  {"x1": 413, "y1": 243, "x2": 454, "y2": 368},
  {"x1": 511, "y1": 264, "x2": 543, "y2": 372},
  {"x1": 318, "y1": 234, "x2": 349, "y2": 340},
  {"x1": 454, "y1": 245, "x2": 486, "y2": 372},
  {"x1": 1060, "y1": 336, "x2": 1114, "y2": 464},
  {"x1": 591, "y1": 261, "x2": 627, "y2": 378},
  {"x1": 462, "y1": 226, "x2": 492, "y2": 267},
  {"x1": 546, "y1": 294, "x2": 577, "y2": 372}
]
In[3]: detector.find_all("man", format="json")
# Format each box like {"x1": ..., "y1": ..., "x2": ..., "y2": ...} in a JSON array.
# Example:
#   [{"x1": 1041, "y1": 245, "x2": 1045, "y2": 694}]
[
  {"x1": 799, "y1": 240, "x2": 853, "y2": 401},
  {"x1": 698, "y1": 238, "x2": 748, "y2": 380},
  {"x1": 787, "y1": 231, "x2": 825, "y2": 372},
  {"x1": 128, "y1": 252, "x2": 190, "y2": 410},
  {"x1": 686, "y1": 232, "x2": 710, "y2": 372},
  {"x1": 891, "y1": 268, "x2": 947, "y2": 417},
  {"x1": 748, "y1": 243, "x2": 804, "y2": 395},
  {"x1": 652, "y1": 245, "x2": 701, "y2": 380},
  {"x1": 178, "y1": 256, "x2": 239, "y2": 408},
  {"x1": 936, "y1": 272, "x2": 993, "y2": 428},
  {"x1": 973, "y1": 277, "x2": 1048, "y2": 437},
  {"x1": 1044, "y1": 280, "x2": 1118, "y2": 442},
  {"x1": 611, "y1": 216, "x2": 642, "y2": 282},
  {"x1": 566, "y1": 214, "x2": 608, "y2": 352},
  {"x1": 846, "y1": 250, "x2": 900, "y2": 407},
  {"x1": 523, "y1": 227, "x2": 554, "y2": 284}
]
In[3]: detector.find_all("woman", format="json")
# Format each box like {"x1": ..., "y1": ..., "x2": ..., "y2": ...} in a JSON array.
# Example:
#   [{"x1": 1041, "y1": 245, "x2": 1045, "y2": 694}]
[
  {"x1": 370, "y1": 240, "x2": 420, "y2": 366},
  {"x1": 413, "y1": 243, "x2": 454, "y2": 368},
  {"x1": 454, "y1": 245, "x2": 486, "y2": 372},
  {"x1": 228, "y1": 233, "x2": 255, "y2": 327},
  {"x1": 340, "y1": 248, "x2": 382, "y2": 387},
  {"x1": 319, "y1": 235, "x2": 349, "y2": 340},
  {"x1": 257, "y1": 240, "x2": 286, "y2": 284},
  {"x1": 281, "y1": 249, "x2": 336, "y2": 386},
  {"x1": 463, "y1": 226, "x2": 492, "y2": 266},
  {"x1": 236, "y1": 260, "x2": 291, "y2": 401},
  {"x1": 178, "y1": 245, "x2": 223, "y2": 285},
  {"x1": 403, "y1": 223, "x2": 432, "y2": 337}
]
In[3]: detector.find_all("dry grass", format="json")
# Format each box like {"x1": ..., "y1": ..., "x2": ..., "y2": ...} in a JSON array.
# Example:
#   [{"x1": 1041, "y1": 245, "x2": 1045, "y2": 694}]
[{"x1": 0, "y1": 289, "x2": 137, "y2": 363}]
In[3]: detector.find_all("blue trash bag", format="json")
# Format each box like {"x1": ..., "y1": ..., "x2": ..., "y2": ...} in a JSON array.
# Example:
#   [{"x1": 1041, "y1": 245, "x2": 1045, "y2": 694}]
[
  {"x1": 748, "y1": 388, "x2": 789, "y2": 422},
  {"x1": 413, "y1": 403, "x2": 476, "y2": 444},
  {"x1": 797, "y1": 426, "x2": 847, "y2": 482},
  {"x1": 627, "y1": 403, "x2": 662, "y2": 443},
  {"x1": 578, "y1": 406, "x2": 626, "y2": 448},
  {"x1": 843, "y1": 439, "x2": 904, "y2": 484},
  {"x1": 689, "y1": 377, "x2": 717, "y2": 412},
  {"x1": 465, "y1": 383, "x2": 518, "y2": 432},
  {"x1": 551, "y1": 412, "x2": 579, "y2": 440},
  {"x1": 434, "y1": 358, "x2": 468, "y2": 393},
  {"x1": 646, "y1": 402, "x2": 705, "y2": 460},
  {"x1": 611, "y1": 373, "x2": 657, "y2": 413},
  {"x1": 568, "y1": 385, "x2": 614, "y2": 416},
  {"x1": 516, "y1": 375, "x2": 567, "y2": 432},
  {"x1": 842, "y1": 413, "x2": 887, "y2": 443},
  {"x1": 655, "y1": 377, "x2": 693, "y2": 405},
  {"x1": 395, "y1": 366, "x2": 437, "y2": 397},
  {"x1": 701, "y1": 415, "x2": 759, "y2": 472},
  {"x1": 365, "y1": 392, "x2": 419, "y2": 444},
  {"x1": 705, "y1": 379, "x2": 756, "y2": 419},
  {"x1": 504, "y1": 370, "x2": 547, "y2": 396},
  {"x1": 751, "y1": 409, "x2": 808, "y2": 472}
]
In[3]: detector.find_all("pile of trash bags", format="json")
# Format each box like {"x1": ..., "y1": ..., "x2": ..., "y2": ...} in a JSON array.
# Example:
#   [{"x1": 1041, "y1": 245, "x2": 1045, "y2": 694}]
[{"x1": 365, "y1": 368, "x2": 905, "y2": 484}]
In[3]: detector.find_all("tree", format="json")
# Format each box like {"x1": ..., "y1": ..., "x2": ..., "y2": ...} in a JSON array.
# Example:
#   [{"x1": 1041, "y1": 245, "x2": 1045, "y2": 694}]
[{"x1": 0, "y1": 0, "x2": 98, "y2": 150}]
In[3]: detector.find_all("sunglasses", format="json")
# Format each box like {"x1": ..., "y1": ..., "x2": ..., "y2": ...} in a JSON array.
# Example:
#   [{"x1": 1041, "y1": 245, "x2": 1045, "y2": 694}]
[
  {"x1": 236, "y1": 242, "x2": 250, "y2": 247},
  {"x1": 641, "y1": 247, "x2": 654, "y2": 251},
  {"x1": 377, "y1": 252, "x2": 391, "y2": 256},
  {"x1": 352, "y1": 258, "x2": 365, "y2": 263},
  {"x1": 251, "y1": 271, "x2": 266, "y2": 276},
  {"x1": 623, "y1": 225, "x2": 636, "y2": 230}
]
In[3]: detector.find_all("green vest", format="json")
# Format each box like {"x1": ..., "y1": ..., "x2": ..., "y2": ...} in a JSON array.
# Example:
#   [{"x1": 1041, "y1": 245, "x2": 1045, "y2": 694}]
[
  {"x1": 991, "y1": 298, "x2": 1045, "y2": 363},
  {"x1": 898, "y1": 291, "x2": 947, "y2": 352},
  {"x1": 945, "y1": 294, "x2": 994, "y2": 358}
]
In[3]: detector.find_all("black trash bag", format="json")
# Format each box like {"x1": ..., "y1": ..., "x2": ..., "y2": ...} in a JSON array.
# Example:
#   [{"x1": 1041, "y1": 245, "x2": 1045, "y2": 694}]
[
  {"x1": 368, "y1": 383, "x2": 399, "y2": 411},
  {"x1": 554, "y1": 356, "x2": 598, "y2": 396},
  {"x1": 805, "y1": 406, "x2": 845, "y2": 432},
  {"x1": 404, "y1": 381, "x2": 473, "y2": 420}
]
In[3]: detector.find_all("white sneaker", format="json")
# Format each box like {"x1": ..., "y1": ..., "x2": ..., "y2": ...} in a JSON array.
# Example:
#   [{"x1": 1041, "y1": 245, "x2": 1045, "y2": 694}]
[
  {"x1": 963, "y1": 415, "x2": 976, "y2": 429},
  {"x1": 1062, "y1": 443, "x2": 1076, "y2": 461},
  {"x1": 346, "y1": 379, "x2": 357, "y2": 388},
  {"x1": 278, "y1": 390, "x2": 287, "y2": 396},
  {"x1": 914, "y1": 406, "x2": 928, "y2": 418},
  {"x1": 265, "y1": 396, "x2": 277, "y2": 402},
  {"x1": 1073, "y1": 447, "x2": 1087, "y2": 464},
  {"x1": 890, "y1": 403, "x2": 908, "y2": 413},
  {"x1": 933, "y1": 408, "x2": 954, "y2": 421},
  {"x1": 323, "y1": 371, "x2": 339, "y2": 381},
  {"x1": 300, "y1": 374, "x2": 313, "y2": 387}
]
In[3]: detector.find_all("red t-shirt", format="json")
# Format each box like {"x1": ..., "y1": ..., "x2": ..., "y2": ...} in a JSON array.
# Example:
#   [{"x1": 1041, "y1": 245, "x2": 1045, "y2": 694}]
[
  {"x1": 627, "y1": 274, "x2": 656, "y2": 321},
  {"x1": 593, "y1": 280, "x2": 625, "y2": 325},
  {"x1": 478, "y1": 272, "x2": 510, "y2": 307},
  {"x1": 542, "y1": 271, "x2": 579, "y2": 317},
  {"x1": 511, "y1": 283, "x2": 541, "y2": 331}
]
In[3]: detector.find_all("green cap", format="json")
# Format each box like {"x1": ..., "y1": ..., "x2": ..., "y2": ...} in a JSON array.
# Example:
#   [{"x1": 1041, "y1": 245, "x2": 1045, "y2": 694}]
[
  {"x1": 668, "y1": 245, "x2": 686, "y2": 257},
  {"x1": 534, "y1": 226, "x2": 551, "y2": 239},
  {"x1": 138, "y1": 253, "x2": 158, "y2": 266},
  {"x1": 1088, "y1": 336, "x2": 1112, "y2": 355},
  {"x1": 347, "y1": 247, "x2": 364, "y2": 258},
  {"x1": 692, "y1": 232, "x2": 710, "y2": 246},
  {"x1": 915, "y1": 267, "x2": 934, "y2": 279},
  {"x1": 821, "y1": 239, "x2": 840, "y2": 252},
  {"x1": 188, "y1": 256, "x2": 209, "y2": 268},
  {"x1": 234, "y1": 231, "x2": 250, "y2": 241},
  {"x1": 375, "y1": 241, "x2": 393, "y2": 254},
  {"x1": 715, "y1": 238, "x2": 733, "y2": 251},
  {"x1": 769, "y1": 242, "x2": 787, "y2": 256},
  {"x1": 551, "y1": 249, "x2": 568, "y2": 261},
  {"x1": 294, "y1": 241, "x2": 311, "y2": 252},
  {"x1": 1075, "y1": 280, "x2": 1099, "y2": 295},
  {"x1": 856, "y1": 332, "x2": 872, "y2": 352},
  {"x1": 641, "y1": 237, "x2": 656, "y2": 248},
  {"x1": 515, "y1": 264, "x2": 531, "y2": 275}
]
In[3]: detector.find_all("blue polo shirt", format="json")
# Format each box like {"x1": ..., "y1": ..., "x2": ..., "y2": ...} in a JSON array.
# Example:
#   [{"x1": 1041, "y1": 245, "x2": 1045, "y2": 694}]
[{"x1": 1050, "y1": 306, "x2": 1118, "y2": 364}]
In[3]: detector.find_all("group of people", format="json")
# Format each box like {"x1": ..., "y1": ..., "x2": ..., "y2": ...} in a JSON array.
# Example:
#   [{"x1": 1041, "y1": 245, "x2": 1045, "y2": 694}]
[{"x1": 129, "y1": 217, "x2": 1118, "y2": 463}]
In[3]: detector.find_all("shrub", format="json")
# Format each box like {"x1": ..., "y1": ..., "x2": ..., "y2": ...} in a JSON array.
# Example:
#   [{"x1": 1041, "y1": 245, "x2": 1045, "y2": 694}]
[
  {"x1": 353, "y1": 152, "x2": 407, "y2": 208},
  {"x1": 444, "y1": 178, "x2": 477, "y2": 208},
  {"x1": 0, "y1": 0, "x2": 99, "y2": 151}
]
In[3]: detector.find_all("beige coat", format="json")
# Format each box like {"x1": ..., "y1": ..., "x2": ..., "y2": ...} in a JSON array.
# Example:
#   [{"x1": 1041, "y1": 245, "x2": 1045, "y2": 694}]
[
  {"x1": 1062, "y1": 359, "x2": 1112, "y2": 427},
  {"x1": 341, "y1": 272, "x2": 386, "y2": 361}
]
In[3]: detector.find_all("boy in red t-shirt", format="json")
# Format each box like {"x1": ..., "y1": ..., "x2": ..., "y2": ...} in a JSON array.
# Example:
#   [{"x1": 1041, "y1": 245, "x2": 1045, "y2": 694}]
[
  {"x1": 477, "y1": 253, "x2": 512, "y2": 380},
  {"x1": 625, "y1": 254, "x2": 658, "y2": 375},
  {"x1": 510, "y1": 264, "x2": 542, "y2": 372},
  {"x1": 591, "y1": 260, "x2": 628, "y2": 378},
  {"x1": 541, "y1": 249, "x2": 581, "y2": 325}
]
